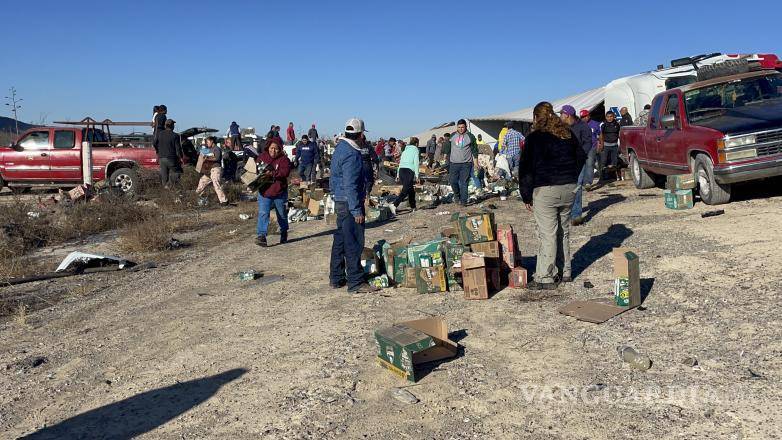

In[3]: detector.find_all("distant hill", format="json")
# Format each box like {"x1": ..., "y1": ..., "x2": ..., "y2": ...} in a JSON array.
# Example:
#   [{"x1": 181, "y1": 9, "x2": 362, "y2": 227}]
[{"x1": 0, "y1": 116, "x2": 37, "y2": 133}]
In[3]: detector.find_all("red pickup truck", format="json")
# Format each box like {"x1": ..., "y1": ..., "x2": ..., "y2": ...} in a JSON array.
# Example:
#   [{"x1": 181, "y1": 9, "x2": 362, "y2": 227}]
[
  {"x1": 621, "y1": 70, "x2": 782, "y2": 204},
  {"x1": 0, "y1": 126, "x2": 158, "y2": 194}
]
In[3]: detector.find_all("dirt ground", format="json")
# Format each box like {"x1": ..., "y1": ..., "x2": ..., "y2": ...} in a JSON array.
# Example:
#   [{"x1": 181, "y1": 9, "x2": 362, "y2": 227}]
[{"x1": 1, "y1": 180, "x2": 781, "y2": 440}]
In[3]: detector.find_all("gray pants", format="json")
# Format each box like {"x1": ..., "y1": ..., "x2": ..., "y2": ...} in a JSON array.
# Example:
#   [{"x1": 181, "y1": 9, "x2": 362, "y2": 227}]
[
  {"x1": 533, "y1": 184, "x2": 577, "y2": 283},
  {"x1": 159, "y1": 157, "x2": 182, "y2": 187}
]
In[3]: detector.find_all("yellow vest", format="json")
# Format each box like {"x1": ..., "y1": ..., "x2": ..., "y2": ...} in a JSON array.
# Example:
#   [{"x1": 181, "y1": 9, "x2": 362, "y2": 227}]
[{"x1": 497, "y1": 127, "x2": 508, "y2": 152}]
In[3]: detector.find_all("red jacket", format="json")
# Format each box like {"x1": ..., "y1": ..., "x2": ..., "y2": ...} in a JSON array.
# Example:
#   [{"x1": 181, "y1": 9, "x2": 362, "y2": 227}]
[
  {"x1": 286, "y1": 126, "x2": 296, "y2": 142},
  {"x1": 374, "y1": 141, "x2": 385, "y2": 158},
  {"x1": 258, "y1": 151, "x2": 291, "y2": 198}
]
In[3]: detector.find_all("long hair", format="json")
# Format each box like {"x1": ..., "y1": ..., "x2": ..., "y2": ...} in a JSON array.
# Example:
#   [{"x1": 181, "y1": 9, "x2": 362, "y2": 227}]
[
  {"x1": 409, "y1": 137, "x2": 419, "y2": 147},
  {"x1": 532, "y1": 101, "x2": 572, "y2": 140}
]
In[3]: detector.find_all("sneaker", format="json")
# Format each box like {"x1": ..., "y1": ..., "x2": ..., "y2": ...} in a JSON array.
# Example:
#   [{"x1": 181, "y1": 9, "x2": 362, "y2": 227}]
[
  {"x1": 348, "y1": 283, "x2": 380, "y2": 293},
  {"x1": 527, "y1": 280, "x2": 558, "y2": 290},
  {"x1": 571, "y1": 217, "x2": 585, "y2": 227},
  {"x1": 255, "y1": 235, "x2": 267, "y2": 247},
  {"x1": 280, "y1": 231, "x2": 288, "y2": 244},
  {"x1": 389, "y1": 205, "x2": 397, "y2": 216}
]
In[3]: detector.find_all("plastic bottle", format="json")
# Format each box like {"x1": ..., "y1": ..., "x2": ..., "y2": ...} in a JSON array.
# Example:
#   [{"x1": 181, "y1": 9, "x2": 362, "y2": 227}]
[{"x1": 617, "y1": 346, "x2": 652, "y2": 371}]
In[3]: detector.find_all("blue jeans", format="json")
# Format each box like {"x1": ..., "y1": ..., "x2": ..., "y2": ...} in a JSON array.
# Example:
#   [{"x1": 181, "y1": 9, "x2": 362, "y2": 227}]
[
  {"x1": 257, "y1": 194, "x2": 288, "y2": 236},
  {"x1": 507, "y1": 153, "x2": 520, "y2": 177},
  {"x1": 329, "y1": 201, "x2": 365, "y2": 290},
  {"x1": 583, "y1": 148, "x2": 597, "y2": 186},
  {"x1": 572, "y1": 165, "x2": 587, "y2": 220},
  {"x1": 298, "y1": 163, "x2": 314, "y2": 182},
  {"x1": 449, "y1": 162, "x2": 473, "y2": 205}
]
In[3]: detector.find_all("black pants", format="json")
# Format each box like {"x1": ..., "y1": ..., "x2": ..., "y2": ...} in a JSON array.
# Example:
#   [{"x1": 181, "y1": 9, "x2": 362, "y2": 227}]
[
  {"x1": 394, "y1": 168, "x2": 416, "y2": 209},
  {"x1": 159, "y1": 157, "x2": 182, "y2": 187},
  {"x1": 230, "y1": 134, "x2": 241, "y2": 149},
  {"x1": 599, "y1": 144, "x2": 619, "y2": 181}
]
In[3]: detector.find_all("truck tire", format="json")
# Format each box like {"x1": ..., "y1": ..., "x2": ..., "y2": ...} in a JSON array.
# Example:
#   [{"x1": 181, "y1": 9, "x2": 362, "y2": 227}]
[
  {"x1": 109, "y1": 167, "x2": 141, "y2": 194},
  {"x1": 629, "y1": 151, "x2": 655, "y2": 189},
  {"x1": 694, "y1": 154, "x2": 731, "y2": 205}
]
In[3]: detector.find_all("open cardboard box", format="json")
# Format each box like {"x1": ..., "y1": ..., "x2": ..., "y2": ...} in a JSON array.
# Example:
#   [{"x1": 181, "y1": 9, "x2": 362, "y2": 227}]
[
  {"x1": 375, "y1": 317, "x2": 458, "y2": 382},
  {"x1": 559, "y1": 248, "x2": 641, "y2": 324}
]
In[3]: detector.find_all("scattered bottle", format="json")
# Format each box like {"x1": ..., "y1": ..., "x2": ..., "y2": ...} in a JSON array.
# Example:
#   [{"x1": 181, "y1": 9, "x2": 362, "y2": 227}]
[{"x1": 617, "y1": 346, "x2": 652, "y2": 371}]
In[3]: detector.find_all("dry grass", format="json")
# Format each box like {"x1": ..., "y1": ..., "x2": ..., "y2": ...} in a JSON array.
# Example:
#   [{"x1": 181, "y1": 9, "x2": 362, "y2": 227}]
[
  {"x1": 118, "y1": 215, "x2": 174, "y2": 253},
  {"x1": 14, "y1": 303, "x2": 29, "y2": 327}
]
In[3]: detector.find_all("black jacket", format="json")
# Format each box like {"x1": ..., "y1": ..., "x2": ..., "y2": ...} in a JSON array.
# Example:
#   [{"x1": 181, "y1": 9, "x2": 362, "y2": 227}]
[
  {"x1": 153, "y1": 129, "x2": 183, "y2": 161},
  {"x1": 602, "y1": 120, "x2": 621, "y2": 143},
  {"x1": 518, "y1": 130, "x2": 586, "y2": 204},
  {"x1": 619, "y1": 113, "x2": 634, "y2": 127}
]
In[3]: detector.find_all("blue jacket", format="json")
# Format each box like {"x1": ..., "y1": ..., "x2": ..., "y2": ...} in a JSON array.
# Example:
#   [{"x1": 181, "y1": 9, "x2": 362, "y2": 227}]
[
  {"x1": 330, "y1": 139, "x2": 366, "y2": 217},
  {"x1": 229, "y1": 123, "x2": 240, "y2": 136},
  {"x1": 295, "y1": 141, "x2": 319, "y2": 166}
]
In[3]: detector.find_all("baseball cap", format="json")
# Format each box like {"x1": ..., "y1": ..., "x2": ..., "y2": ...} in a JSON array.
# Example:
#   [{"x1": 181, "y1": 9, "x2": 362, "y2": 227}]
[
  {"x1": 579, "y1": 109, "x2": 590, "y2": 118},
  {"x1": 559, "y1": 105, "x2": 576, "y2": 116},
  {"x1": 344, "y1": 118, "x2": 367, "y2": 134},
  {"x1": 504, "y1": 121, "x2": 514, "y2": 128}
]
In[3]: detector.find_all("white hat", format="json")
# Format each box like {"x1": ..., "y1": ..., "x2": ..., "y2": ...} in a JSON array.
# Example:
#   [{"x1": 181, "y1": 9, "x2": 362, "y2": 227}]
[{"x1": 344, "y1": 118, "x2": 367, "y2": 134}]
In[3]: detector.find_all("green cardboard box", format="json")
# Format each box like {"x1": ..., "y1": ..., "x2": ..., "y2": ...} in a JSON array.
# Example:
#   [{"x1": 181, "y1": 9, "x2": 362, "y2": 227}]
[
  {"x1": 414, "y1": 265, "x2": 448, "y2": 294},
  {"x1": 664, "y1": 189, "x2": 694, "y2": 210},
  {"x1": 444, "y1": 239, "x2": 466, "y2": 291},
  {"x1": 665, "y1": 174, "x2": 696, "y2": 190},
  {"x1": 613, "y1": 248, "x2": 641, "y2": 307},
  {"x1": 407, "y1": 239, "x2": 447, "y2": 268},
  {"x1": 452, "y1": 212, "x2": 495, "y2": 245},
  {"x1": 374, "y1": 317, "x2": 458, "y2": 382}
]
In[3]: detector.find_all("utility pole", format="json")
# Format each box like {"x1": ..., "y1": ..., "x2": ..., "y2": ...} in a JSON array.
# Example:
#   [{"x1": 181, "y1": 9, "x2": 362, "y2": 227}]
[{"x1": 4, "y1": 87, "x2": 23, "y2": 137}]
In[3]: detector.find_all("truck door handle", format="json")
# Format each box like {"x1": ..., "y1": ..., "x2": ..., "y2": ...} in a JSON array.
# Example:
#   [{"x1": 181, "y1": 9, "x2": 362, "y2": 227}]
[{"x1": 40, "y1": 153, "x2": 48, "y2": 157}]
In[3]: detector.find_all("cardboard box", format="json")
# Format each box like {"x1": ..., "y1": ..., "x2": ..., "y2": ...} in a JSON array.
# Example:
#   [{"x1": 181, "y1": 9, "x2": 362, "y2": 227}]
[
  {"x1": 403, "y1": 266, "x2": 417, "y2": 288},
  {"x1": 496, "y1": 224, "x2": 518, "y2": 270},
  {"x1": 310, "y1": 188, "x2": 325, "y2": 201},
  {"x1": 487, "y1": 267, "x2": 501, "y2": 291},
  {"x1": 384, "y1": 239, "x2": 412, "y2": 285},
  {"x1": 462, "y1": 253, "x2": 490, "y2": 300},
  {"x1": 613, "y1": 248, "x2": 641, "y2": 307},
  {"x1": 559, "y1": 248, "x2": 642, "y2": 324},
  {"x1": 407, "y1": 239, "x2": 446, "y2": 268},
  {"x1": 241, "y1": 171, "x2": 259, "y2": 186},
  {"x1": 324, "y1": 213, "x2": 336, "y2": 226},
  {"x1": 367, "y1": 206, "x2": 392, "y2": 223},
  {"x1": 374, "y1": 317, "x2": 458, "y2": 382},
  {"x1": 308, "y1": 198, "x2": 324, "y2": 216},
  {"x1": 470, "y1": 241, "x2": 500, "y2": 259},
  {"x1": 665, "y1": 173, "x2": 696, "y2": 190},
  {"x1": 415, "y1": 265, "x2": 448, "y2": 294},
  {"x1": 244, "y1": 157, "x2": 258, "y2": 174},
  {"x1": 195, "y1": 154, "x2": 206, "y2": 173},
  {"x1": 68, "y1": 185, "x2": 87, "y2": 201},
  {"x1": 664, "y1": 189, "x2": 694, "y2": 210},
  {"x1": 361, "y1": 247, "x2": 380, "y2": 276},
  {"x1": 509, "y1": 267, "x2": 527, "y2": 288},
  {"x1": 453, "y1": 212, "x2": 495, "y2": 245}
]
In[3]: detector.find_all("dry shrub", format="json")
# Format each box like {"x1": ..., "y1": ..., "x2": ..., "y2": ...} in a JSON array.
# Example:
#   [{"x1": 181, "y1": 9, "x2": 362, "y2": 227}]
[
  {"x1": 118, "y1": 215, "x2": 173, "y2": 253},
  {"x1": 0, "y1": 198, "x2": 52, "y2": 255},
  {"x1": 223, "y1": 182, "x2": 246, "y2": 203},
  {"x1": 178, "y1": 166, "x2": 202, "y2": 190},
  {"x1": 55, "y1": 193, "x2": 154, "y2": 241}
]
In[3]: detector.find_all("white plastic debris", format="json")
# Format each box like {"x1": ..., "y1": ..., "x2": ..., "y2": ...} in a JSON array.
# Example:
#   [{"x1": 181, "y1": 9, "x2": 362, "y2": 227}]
[{"x1": 56, "y1": 252, "x2": 133, "y2": 272}]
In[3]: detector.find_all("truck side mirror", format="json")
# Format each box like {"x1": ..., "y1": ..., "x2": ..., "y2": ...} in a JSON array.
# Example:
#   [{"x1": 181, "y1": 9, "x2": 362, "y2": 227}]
[
  {"x1": 11, "y1": 143, "x2": 23, "y2": 152},
  {"x1": 661, "y1": 114, "x2": 678, "y2": 130}
]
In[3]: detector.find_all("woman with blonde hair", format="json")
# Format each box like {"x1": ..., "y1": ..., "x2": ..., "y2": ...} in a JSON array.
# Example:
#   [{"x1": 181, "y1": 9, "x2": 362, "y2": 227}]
[{"x1": 519, "y1": 102, "x2": 586, "y2": 290}]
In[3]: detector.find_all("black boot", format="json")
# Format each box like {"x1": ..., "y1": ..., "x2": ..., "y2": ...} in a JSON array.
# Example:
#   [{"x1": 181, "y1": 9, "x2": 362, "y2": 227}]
[
  {"x1": 280, "y1": 231, "x2": 288, "y2": 244},
  {"x1": 255, "y1": 235, "x2": 267, "y2": 247}
]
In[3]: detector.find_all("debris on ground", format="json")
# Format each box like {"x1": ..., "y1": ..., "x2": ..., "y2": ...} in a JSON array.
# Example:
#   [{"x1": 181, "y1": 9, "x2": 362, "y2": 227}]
[
  {"x1": 374, "y1": 317, "x2": 458, "y2": 382},
  {"x1": 617, "y1": 346, "x2": 652, "y2": 371},
  {"x1": 681, "y1": 357, "x2": 699, "y2": 367},
  {"x1": 56, "y1": 251, "x2": 134, "y2": 272},
  {"x1": 165, "y1": 238, "x2": 184, "y2": 250},
  {"x1": 391, "y1": 388, "x2": 419, "y2": 404},
  {"x1": 701, "y1": 209, "x2": 725, "y2": 218}
]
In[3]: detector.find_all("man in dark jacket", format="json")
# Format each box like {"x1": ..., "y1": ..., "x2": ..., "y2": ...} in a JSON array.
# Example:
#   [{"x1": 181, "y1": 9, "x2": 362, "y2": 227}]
[
  {"x1": 425, "y1": 135, "x2": 437, "y2": 165},
  {"x1": 295, "y1": 135, "x2": 319, "y2": 182},
  {"x1": 560, "y1": 105, "x2": 593, "y2": 226},
  {"x1": 153, "y1": 118, "x2": 183, "y2": 187},
  {"x1": 598, "y1": 111, "x2": 622, "y2": 183},
  {"x1": 228, "y1": 121, "x2": 241, "y2": 149},
  {"x1": 308, "y1": 124, "x2": 319, "y2": 142},
  {"x1": 619, "y1": 107, "x2": 634, "y2": 127},
  {"x1": 329, "y1": 118, "x2": 377, "y2": 294}
]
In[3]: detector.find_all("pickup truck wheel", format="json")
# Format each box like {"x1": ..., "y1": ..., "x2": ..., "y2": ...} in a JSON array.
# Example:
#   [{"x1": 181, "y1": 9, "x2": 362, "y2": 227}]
[
  {"x1": 109, "y1": 167, "x2": 140, "y2": 194},
  {"x1": 630, "y1": 152, "x2": 655, "y2": 189},
  {"x1": 694, "y1": 154, "x2": 731, "y2": 205}
]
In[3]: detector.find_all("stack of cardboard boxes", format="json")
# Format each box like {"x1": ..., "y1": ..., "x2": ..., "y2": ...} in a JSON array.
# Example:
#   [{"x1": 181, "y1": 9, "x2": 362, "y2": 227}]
[{"x1": 664, "y1": 174, "x2": 696, "y2": 210}]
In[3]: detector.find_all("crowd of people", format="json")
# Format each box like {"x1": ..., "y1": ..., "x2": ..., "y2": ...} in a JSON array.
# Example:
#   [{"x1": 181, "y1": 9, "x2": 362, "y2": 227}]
[{"x1": 149, "y1": 103, "x2": 648, "y2": 293}]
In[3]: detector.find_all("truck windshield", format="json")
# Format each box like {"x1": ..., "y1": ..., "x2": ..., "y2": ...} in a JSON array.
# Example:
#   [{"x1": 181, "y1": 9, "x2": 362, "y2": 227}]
[{"x1": 684, "y1": 74, "x2": 782, "y2": 123}]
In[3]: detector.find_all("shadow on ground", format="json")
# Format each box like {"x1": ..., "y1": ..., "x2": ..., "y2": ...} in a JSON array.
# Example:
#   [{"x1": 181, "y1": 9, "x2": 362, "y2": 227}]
[
  {"x1": 20, "y1": 368, "x2": 247, "y2": 440},
  {"x1": 571, "y1": 224, "x2": 634, "y2": 279}
]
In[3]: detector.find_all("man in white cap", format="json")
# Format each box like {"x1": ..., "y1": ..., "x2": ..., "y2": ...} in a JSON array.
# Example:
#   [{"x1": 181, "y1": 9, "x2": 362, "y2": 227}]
[{"x1": 329, "y1": 118, "x2": 378, "y2": 293}]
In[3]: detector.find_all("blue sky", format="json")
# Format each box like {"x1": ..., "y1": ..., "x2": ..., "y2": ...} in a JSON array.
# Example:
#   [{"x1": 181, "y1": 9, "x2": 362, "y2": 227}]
[{"x1": 1, "y1": 0, "x2": 779, "y2": 138}]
